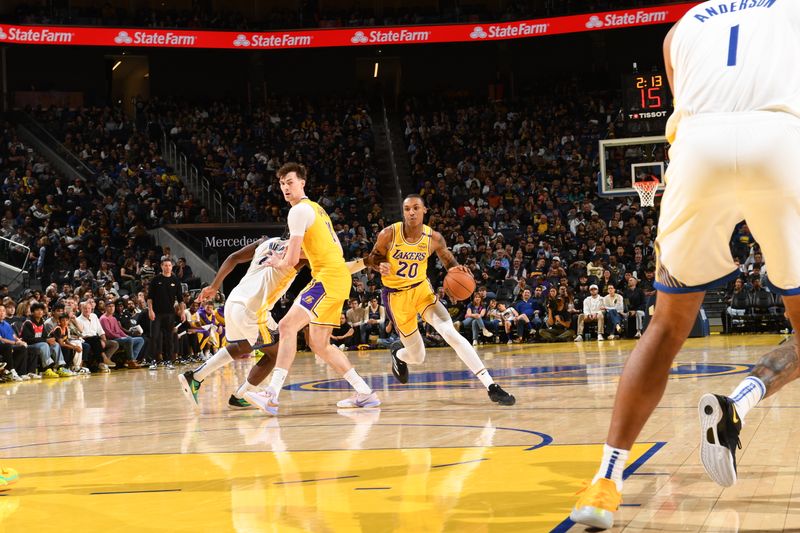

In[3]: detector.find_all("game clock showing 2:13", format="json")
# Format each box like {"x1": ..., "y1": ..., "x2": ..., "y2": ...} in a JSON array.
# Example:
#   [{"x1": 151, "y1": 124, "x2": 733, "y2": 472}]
[{"x1": 623, "y1": 72, "x2": 672, "y2": 134}]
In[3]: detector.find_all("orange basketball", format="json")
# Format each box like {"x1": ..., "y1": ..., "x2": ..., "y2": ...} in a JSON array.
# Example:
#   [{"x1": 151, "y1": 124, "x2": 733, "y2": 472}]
[{"x1": 443, "y1": 270, "x2": 476, "y2": 302}]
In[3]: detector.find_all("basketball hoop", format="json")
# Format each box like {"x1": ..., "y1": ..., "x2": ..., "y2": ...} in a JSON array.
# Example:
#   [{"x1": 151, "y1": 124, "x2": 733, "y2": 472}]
[{"x1": 632, "y1": 179, "x2": 660, "y2": 207}]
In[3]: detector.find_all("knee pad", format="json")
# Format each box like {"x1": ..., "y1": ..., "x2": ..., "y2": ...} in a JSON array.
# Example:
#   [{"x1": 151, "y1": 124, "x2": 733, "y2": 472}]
[{"x1": 398, "y1": 330, "x2": 426, "y2": 365}]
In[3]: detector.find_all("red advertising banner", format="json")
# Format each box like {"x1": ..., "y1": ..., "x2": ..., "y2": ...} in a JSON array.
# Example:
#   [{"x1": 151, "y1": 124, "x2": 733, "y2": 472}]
[{"x1": 0, "y1": 3, "x2": 700, "y2": 51}]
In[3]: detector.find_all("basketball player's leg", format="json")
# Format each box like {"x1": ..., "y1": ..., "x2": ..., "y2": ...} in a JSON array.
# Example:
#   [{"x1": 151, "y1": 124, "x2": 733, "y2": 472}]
[
  {"x1": 698, "y1": 140, "x2": 800, "y2": 485},
  {"x1": 572, "y1": 122, "x2": 742, "y2": 528},
  {"x1": 231, "y1": 341, "x2": 278, "y2": 408},
  {"x1": 178, "y1": 303, "x2": 257, "y2": 408},
  {"x1": 304, "y1": 323, "x2": 379, "y2": 408},
  {"x1": 423, "y1": 301, "x2": 515, "y2": 405}
]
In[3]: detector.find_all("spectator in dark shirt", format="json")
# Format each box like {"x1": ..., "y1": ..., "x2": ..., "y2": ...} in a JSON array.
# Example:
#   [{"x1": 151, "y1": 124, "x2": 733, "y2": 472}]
[
  {"x1": 21, "y1": 302, "x2": 68, "y2": 376},
  {"x1": 539, "y1": 297, "x2": 575, "y2": 342},
  {"x1": 0, "y1": 305, "x2": 37, "y2": 379},
  {"x1": 623, "y1": 277, "x2": 646, "y2": 338},
  {"x1": 330, "y1": 313, "x2": 356, "y2": 348},
  {"x1": 147, "y1": 257, "x2": 181, "y2": 368}
]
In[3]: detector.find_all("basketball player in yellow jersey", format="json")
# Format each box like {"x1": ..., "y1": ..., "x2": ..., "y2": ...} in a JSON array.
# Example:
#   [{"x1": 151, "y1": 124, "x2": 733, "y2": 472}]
[
  {"x1": 245, "y1": 163, "x2": 380, "y2": 414},
  {"x1": 365, "y1": 194, "x2": 514, "y2": 406}
]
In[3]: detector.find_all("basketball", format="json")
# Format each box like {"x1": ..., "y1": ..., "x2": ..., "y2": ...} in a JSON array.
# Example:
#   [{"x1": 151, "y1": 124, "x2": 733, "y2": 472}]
[{"x1": 443, "y1": 270, "x2": 476, "y2": 301}]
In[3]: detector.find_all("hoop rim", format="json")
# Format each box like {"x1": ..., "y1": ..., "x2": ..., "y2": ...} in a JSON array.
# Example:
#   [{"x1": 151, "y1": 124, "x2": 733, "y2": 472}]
[{"x1": 632, "y1": 179, "x2": 661, "y2": 192}]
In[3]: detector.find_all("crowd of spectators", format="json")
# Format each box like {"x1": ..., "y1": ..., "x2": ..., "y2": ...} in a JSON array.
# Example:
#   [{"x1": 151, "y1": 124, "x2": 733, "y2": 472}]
[
  {"x1": 6, "y1": 1, "x2": 691, "y2": 31},
  {"x1": 149, "y1": 97, "x2": 383, "y2": 246}
]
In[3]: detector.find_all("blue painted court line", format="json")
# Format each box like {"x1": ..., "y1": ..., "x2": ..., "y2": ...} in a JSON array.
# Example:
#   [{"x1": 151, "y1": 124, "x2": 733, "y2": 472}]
[
  {"x1": 274, "y1": 475, "x2": 358, "y2": 485},
  {"x1": 432, "y1": 458, "x2": 488, "y2": 469},
  {"x1": 550, "y1": 441, "x2": 666, "y2": 533}
]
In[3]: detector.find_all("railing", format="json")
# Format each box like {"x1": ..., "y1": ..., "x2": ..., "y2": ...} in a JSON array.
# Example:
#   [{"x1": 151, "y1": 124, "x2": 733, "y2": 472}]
[
  {"x1": 381, "y1": 94, "x2": 403, "y2": 206},
  {"x1": 0, "y1": 236, "x2": 30, "y2": 292},
  {"x1": 160, "y1": 130, "x2": 237, "y2": 223},
  {"x1": 16, "y1": 112, "x2": 96, "y2": 179}
]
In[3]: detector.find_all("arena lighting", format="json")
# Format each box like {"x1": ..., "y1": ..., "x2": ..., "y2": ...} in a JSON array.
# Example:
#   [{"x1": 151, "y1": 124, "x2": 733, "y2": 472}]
[
  {"x1": 373, "y1": 62, "x2": 379, "y2": 78},
  {"x1": 0, "y1": 2, "x2": 700, "y2": 50},
  {"x1": 112, "y1": 60, "x2": 121, "y2": 70}
]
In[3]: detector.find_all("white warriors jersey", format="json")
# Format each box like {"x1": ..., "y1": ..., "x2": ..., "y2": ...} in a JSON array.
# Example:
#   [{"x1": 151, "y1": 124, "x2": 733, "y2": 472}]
[
  {"x1": 226, "y1": 238, "x2": 297, "y2": 313},
  {"x1": 667, "y1": 0, "x2": 800, "y2": 142}
]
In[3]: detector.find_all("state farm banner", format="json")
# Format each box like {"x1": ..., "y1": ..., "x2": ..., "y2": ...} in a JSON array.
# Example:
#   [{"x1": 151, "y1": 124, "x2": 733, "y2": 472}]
[{"x1": 0, "y1": 3, "x2": 699, "y2": 50}]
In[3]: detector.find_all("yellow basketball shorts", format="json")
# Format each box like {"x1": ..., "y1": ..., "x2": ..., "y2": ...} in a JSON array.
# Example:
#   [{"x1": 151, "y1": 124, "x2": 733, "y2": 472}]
[
  {"x1": 296, "y1": 278, "x2": 350, "y2": 327},
  {"x1": 381, "y1": 280, "x2": 438, "y2": 337}
]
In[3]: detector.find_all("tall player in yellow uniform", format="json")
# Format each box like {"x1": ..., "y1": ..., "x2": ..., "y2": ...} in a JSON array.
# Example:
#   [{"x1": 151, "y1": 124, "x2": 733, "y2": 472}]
[
  {"x1": 246, "y1": 163, "x2": 380, "y2": 414},
  {"x1": 365, "y1": 194, "x2": 515, "y2": 405}
]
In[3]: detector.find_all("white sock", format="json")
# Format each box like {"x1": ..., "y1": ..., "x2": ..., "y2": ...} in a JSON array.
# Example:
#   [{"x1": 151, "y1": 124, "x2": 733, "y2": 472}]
[
  {"x1": 475, "y1": 368, "x2": 494, "y2": 389},
  {"x1": 593, "y1": 444, "x2": 629, "y2": 492},
  {"x1": 728, "y1": 376, "x2": 766, "y2": 423},
  {"x1": 235, "y1": 380, "x2": 259, "y2": 399},
  {"x1": 343, "y1": 368, "x2": 372, "y2": 395},
  {"x1": 193, "y1": 347, "x2": 233, "y2": 382},
  {"x1": 269, "y1": 368, "x2": 289, "y2": 399}
]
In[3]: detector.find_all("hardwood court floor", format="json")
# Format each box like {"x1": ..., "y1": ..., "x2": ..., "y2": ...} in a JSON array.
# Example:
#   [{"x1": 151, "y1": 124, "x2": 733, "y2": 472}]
[{"x1": 0, "y1": 334, "x2": 794, "y2": 532}]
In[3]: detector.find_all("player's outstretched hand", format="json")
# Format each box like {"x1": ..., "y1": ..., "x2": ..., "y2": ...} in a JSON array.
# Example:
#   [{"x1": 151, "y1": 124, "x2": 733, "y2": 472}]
[
  {"x1": 379, "y1": 262, "x2": 392, "y2": 276},
  {"x1": 196, "y1": 286, "x2": 218, "y2": 303},
  {"x1": 449, "y1": 265, "x2": 472, "y2": 276}
]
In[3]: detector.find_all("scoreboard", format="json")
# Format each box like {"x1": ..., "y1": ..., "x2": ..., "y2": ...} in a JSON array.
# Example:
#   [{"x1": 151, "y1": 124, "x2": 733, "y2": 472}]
[{"x1": 623, "y1": 72, "x2": 672, "y2": 134}]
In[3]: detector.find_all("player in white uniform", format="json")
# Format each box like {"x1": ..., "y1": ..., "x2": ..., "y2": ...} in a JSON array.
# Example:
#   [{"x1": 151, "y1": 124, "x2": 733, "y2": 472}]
[
  {"x1": 571, "y1": 1, "x2": 800, "y2": 529},
  {"x1": 178, "y1": 237, "x2": 366, "y2": 410}
]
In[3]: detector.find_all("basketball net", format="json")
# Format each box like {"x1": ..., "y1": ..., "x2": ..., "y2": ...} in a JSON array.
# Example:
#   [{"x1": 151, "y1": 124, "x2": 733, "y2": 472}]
[{"x1": 632, "y1": 179, "x2": 660, "y2": 207}]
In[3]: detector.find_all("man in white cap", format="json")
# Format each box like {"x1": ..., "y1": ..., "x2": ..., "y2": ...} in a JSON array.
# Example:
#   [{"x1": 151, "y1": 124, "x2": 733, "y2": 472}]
[{"x1": 576, "y1": 284, "x2": 605, "y2": 341}]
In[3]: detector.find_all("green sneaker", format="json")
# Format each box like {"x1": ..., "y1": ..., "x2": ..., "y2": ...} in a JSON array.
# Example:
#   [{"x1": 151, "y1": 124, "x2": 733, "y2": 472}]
[
  {"x1": 228, "y1": 394, "x2": 253, "y2": 410},
  {"x1": 42, "y1": 368, "x2": 59, "y2": 379},
  {"x1": 178, "y1": 371, "x2": 202, "y2": 408},
  {"x1": 0, "y1": 467, "x2": 18, "y2": 486}
]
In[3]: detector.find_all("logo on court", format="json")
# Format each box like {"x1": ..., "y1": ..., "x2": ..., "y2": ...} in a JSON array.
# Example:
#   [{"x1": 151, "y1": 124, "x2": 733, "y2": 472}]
[
  {"x1": 114, "y1": 30, "x2": 133, "y2": 44},
  {"x1": 351, "y1": 31, "x2": 368, "y2": 44},
  {"x1": 288, "y1": 363, "x2": 753, "y2": 392},
  {"x1": 233, "y1": 34, "x2": 251, "y2": 47},
  {"x1": 585, "y1": 16, "x2": 603, "y2": 29},
  {"x1": 470, "y1": 26, "x2": 488, "y2": 39}
]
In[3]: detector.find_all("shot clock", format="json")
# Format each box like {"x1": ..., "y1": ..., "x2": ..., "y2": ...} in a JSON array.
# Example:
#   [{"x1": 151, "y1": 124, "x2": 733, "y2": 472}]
[{"x1": 623, "y1": 68, "x2": 672, "y2": 135}]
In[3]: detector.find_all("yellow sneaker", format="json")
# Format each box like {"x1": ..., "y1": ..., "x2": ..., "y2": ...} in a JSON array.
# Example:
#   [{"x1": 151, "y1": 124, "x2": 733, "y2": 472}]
[
  {"x1": 42, "y1": 368, "x2": 59, "y2": 379},
  {"x1": 0, "y1": 467, "x2": 18, "y2": 486},
  {"x1": 569, "y1": 478, "x2": 622, "y2": 530}
]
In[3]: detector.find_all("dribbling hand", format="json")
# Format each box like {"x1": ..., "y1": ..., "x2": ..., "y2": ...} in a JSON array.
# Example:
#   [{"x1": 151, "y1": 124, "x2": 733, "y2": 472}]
[{"x1": 448, "y1": 265, "x2": 472, "y2": 276}]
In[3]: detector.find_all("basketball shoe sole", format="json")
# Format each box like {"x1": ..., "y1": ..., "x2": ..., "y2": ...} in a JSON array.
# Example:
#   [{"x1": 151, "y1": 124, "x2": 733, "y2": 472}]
[{"x1": 698, "y1": 393, "x2": 741, "y2": 487}]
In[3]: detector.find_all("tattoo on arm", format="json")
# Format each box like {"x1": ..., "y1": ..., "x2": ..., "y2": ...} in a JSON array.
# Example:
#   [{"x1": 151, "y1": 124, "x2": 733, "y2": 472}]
[
  {"x1": 750, "y1": 340, "x2": 800, "y2": 398},
  {"x1": 433, "y1": 232, "x2": 458, "y2": 270}
]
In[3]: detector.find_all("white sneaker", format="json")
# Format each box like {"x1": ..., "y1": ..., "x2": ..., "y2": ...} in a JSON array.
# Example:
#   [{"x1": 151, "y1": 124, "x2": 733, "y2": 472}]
[
  {"x1": 608, "y1": 334, "x2": 616, "y2": 340},
  {"x1": 338, "y1": 344, "x2": 347, "y2": 351},
  {"x1": 337, "y1": 391, "x2": 381, "y2": 409},
  {"x1": 27, "y1": 372, "x2": 42, "y2": 380},
  {"x1": 574, "y1": 335, "x2": 583, "y2": 342},
  {"x1": 597, "y1": 335, "x2": 604, "y2": 341},
  {"x1": 9, "y1": 369, "x2": 22, "y2": 382},
  {"x1": 472, "y1": 339, "x2": 478, "y2": 347},
  {"x1": 245, "y1": 388, "x2": 280, "y2": 416},
  {"x1": 635, "y1": 331, "x2": 642, "y2": 338},
  {"x1": 506, "y1": 340, "x2": 512, "y2": 345},
  {"x1": 148, "y1": 363, "x2": 158, "y2": 370},
  {"x1": 482, "y1": 328, "x2": 494, "y2": 338}
]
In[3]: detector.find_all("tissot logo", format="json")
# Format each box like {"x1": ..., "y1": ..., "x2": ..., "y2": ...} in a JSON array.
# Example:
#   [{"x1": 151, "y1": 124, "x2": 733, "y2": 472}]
[
  {"x1": 469, "y1": 26, "x2": 488, "y2": 39},
  {"x1": 114, "y1": 30, "x2": 133, "y2": 44},
  {"x1": 586, "y1": 15, "x2": 603, "y2": 29}
]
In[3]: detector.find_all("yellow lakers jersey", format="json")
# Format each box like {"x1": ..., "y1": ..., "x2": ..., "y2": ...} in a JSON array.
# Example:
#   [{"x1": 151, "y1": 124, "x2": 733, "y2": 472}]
[
  {"x1": 384, "y1": 222, "x2": 432, "y2": 289},
  {"x1": 298, "y1": 199, "x2": 350, "y2": 293}
]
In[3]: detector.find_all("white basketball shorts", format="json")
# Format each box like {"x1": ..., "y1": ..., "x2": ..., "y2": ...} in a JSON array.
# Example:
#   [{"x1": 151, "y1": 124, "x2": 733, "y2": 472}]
[
  {"x1": 655, "y1": 111, "x2": 800, "y2": 295},
  {"x1": 224, "y1": 301, "x2": 278, "y2": 346}
]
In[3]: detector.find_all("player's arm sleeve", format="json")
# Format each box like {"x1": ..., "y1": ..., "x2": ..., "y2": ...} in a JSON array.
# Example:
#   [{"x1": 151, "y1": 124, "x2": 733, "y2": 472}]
[
  {"x1": 346, "y1": 258, "x2": 366, "y2": 273},
  {"x1": 287, "y1": 203, "x2": 314, "y2": 237}
]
